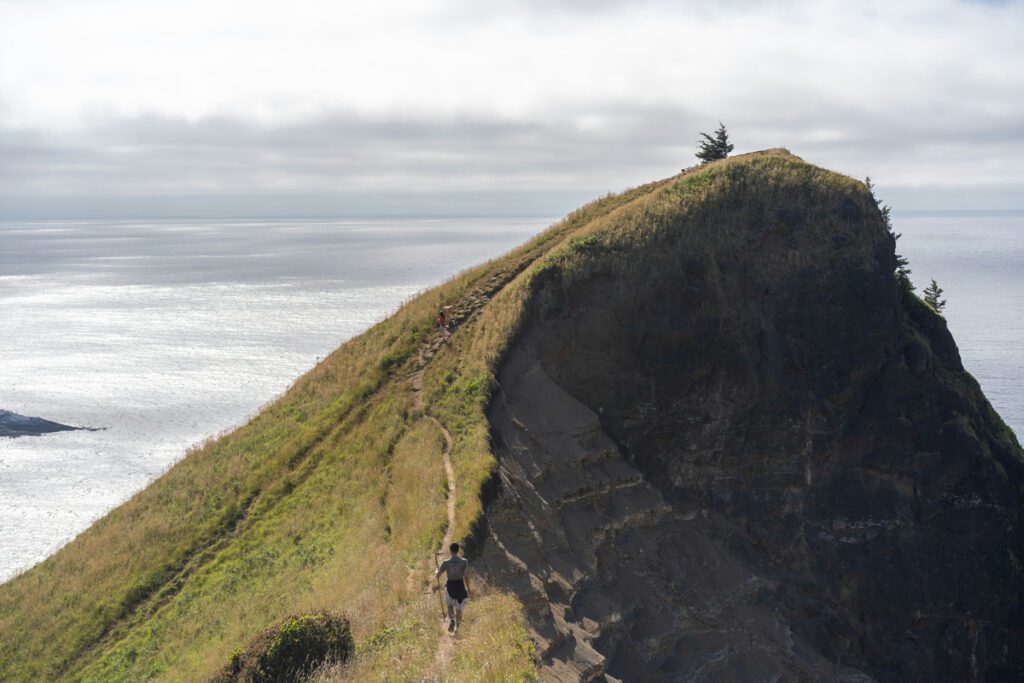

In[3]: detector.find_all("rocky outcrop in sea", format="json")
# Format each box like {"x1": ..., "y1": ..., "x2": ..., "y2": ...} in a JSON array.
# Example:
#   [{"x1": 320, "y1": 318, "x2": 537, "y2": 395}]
[{"x1": 0, "y1": 410, "x2": 82, "y2": 438}]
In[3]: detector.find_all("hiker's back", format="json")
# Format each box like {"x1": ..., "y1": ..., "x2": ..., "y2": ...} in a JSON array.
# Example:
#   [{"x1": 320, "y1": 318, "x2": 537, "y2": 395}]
[{"x1": 441, "y1": 556, "x2": 468, "y2": 581}]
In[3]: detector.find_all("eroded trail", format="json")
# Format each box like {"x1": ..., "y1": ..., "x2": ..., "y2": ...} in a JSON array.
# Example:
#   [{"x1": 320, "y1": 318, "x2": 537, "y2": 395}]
[
  {"x1": 407, "y1": 266, "x2": 520, "y2": 679},
  {"x1": 429, "y1": 416, "x2": 457, "y2": 551},
  {"x1": 410, "y1": 350, "x2": 459, "y2": 679},
  {"x1": 428, "y1": 415, "x2": 457, "y2": 676}
]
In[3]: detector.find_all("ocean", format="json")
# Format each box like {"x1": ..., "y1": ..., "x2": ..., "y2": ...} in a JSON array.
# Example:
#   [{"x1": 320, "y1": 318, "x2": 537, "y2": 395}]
[
  {"x1": 0, "y1": 217, "x2": 548, "y2": 582},
  {"x1": 1, "y1": 212, "x2": 1021, "y2": 582}
]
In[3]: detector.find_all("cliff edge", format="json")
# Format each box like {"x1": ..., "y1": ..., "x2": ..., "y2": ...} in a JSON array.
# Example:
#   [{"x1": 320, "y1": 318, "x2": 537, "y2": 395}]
[{"x1": 476, "y1": 151, "x2": 1024, "y2": 681}]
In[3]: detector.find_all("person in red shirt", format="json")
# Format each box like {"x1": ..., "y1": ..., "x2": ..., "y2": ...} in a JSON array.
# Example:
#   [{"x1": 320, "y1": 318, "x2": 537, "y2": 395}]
[{"x1": 437, "y1": 310, "x2": 451, "y2": 340}]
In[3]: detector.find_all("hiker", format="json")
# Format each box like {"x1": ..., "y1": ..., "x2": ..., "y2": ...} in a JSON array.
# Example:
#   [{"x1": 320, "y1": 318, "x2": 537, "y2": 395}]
[
  {"x1": 435, "y1": 542, "x2": 470, "y2": 633},
  {"x1": 437, "y1": 310, "x2": 450, "y2": 339}
]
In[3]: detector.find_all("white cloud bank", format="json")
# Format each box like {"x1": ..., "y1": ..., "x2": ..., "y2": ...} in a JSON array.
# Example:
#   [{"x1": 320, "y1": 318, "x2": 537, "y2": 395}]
[{"x1": 1, "y1": 0, "x2": 1022, "y2": 215}]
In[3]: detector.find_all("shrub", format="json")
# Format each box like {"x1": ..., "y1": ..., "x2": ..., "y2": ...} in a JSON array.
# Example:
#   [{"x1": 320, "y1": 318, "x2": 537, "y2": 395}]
[{"x1": 212, "y1": 612, "x2": 352, "y2": 682}]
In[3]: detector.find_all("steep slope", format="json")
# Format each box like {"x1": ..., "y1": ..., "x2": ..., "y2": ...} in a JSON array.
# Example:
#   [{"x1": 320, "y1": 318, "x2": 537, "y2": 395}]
[
  {"x1": 476, "y1": 152, "x2": 1024, "y2": 681},
  {"x1": 1, "y1": 150, "x2": 1020, "y2": 682},
  {"x1": 0, "y1": 173, "x2": 667, "y2": 681}
]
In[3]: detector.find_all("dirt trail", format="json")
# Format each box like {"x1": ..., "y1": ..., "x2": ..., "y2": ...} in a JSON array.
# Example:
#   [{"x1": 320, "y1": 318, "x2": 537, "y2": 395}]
[
  {"x1": 408, "y1": 358, "x2": 459, "y2": 678},
  {"x1": 406, "y1": 264, "x2": 524, "y2": 680},
  {"x1": 428, "y1": 415, "x2": 457, "y2": 676},
  {"x1": 406, "y1": 260, "x2": 530, "y2": 378},
  {"x1": 429, "y1": 416, "x2": 457, "y2": 551}
]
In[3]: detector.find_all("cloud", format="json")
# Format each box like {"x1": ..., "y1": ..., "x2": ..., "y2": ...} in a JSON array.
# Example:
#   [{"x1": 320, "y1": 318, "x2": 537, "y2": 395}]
[
  {"x1": 0, "y1": 107, "x2": 703, "y2": 194},
  {"x1": 1, "y1": 0, "x2": 1022, "y2": 215}
]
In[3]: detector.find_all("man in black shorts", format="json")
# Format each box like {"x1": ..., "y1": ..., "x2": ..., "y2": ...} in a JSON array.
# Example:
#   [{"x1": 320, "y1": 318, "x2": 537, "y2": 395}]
[{"x1": 435, "y1": 542, "x2": 470, "y2": 633}]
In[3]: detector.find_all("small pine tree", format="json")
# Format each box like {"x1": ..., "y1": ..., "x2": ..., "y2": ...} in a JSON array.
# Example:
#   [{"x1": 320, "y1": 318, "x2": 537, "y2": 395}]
[
  {"x1": 696, "y1": 122, "x2": 734, "y2": 164},
  {"x1": 865, "y1": 176, "x2": 913, "y2": 291},
  {"x1": 923, "y1": 278, "x2": 946, "y2": 313},
  {"x1": 894, "y1": 251, "x2": 913, "y2": 291}
]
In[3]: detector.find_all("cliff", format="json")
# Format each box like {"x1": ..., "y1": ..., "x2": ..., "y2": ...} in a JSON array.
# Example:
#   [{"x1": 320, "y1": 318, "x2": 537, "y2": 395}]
[
  {"x1": 477, "y1": 152, "x2": 1024, "y2": 681},
  {"x1": 0, "y1": 150, "x2": 1020, "y2": 682}
]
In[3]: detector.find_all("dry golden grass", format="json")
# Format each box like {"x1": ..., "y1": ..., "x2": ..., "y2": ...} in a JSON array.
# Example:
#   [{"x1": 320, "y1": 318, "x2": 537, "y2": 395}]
[
  {"x1": 445, "y1": 589, "x2": 538, "y2": 683},
  {"x1": 385, "y1": 419, "x2": 447, "y2": 562}
]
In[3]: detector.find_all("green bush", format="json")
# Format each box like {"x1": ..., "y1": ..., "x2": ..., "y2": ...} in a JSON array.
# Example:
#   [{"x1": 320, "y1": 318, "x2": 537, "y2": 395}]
[{"x1": 213, "y1": 612, "x2": 352, "y2": 682}]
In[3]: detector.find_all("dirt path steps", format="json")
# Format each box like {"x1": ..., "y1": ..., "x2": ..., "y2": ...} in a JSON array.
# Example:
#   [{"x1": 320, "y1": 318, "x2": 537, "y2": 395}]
[{"x1": 406, "y1": 264, "x2": 524, "y2": 681}]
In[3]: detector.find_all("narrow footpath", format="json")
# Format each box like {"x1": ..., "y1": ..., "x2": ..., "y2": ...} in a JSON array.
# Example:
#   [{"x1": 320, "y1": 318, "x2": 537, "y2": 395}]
[
  {"x1": 405, "y1": 263, "x2": 525, "y2": 680},
  {"x1": 428, "y1": 415, "x2": 457, "y2": 675},
  {"x1": 409, "y1": 345, "x2": 459, "y2": 678}
]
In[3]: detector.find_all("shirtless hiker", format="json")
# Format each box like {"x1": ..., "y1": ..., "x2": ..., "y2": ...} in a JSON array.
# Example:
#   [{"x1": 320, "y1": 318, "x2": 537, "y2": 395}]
[{"x1": 435, "y1": 542, "x2": 470, "y2": 633}]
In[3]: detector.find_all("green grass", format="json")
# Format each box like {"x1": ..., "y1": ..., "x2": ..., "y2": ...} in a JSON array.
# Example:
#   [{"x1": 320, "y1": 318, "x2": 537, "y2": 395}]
[{"x1": 0, "y1": 149, "x2": 912, "y2": 681}]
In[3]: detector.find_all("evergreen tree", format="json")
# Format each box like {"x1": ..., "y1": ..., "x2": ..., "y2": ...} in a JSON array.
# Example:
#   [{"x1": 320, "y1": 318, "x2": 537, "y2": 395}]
[
  {"x1": 894, "y1": 250, "x2": 913, "y2": 291},
  {"x1": 923, "y1": 278, "x2": 946, "y2": 313},
  {"x1": 696, "y1": 122, "x2": 734, "y2": 164},
  {"x1": 866, "y1": 176, "x2": 913, "y2": 291}
]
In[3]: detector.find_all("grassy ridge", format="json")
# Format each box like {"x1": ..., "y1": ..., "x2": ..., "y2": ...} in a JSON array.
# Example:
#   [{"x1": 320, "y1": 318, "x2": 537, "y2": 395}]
[
  {"x1": 0, "y1": 149, "x2": 904, "y2": 681},
  {"x1": 0, "y1": 169, "x2": 671, "y2": 681}
]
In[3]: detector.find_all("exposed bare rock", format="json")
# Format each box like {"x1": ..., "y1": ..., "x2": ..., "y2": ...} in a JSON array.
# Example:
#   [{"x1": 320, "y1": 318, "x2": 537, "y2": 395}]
[
  {"x1": 475, "y1": 155, "x2": 1024, "y2": 681},
  {"x1": 0, "y1": 409, "x2": 83, "y2": 438}
]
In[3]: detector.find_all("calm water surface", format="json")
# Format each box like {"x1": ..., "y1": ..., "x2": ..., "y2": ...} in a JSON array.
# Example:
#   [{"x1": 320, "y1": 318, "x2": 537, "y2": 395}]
[{"x1": 0, "y1": 217, "x2": 548, "y2": 581}]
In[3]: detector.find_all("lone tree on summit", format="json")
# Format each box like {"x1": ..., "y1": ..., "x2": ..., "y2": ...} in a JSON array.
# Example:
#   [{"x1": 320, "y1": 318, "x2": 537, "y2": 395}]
[{"x1": 696, "y1": 122, "x2": 734, "y2": 164}]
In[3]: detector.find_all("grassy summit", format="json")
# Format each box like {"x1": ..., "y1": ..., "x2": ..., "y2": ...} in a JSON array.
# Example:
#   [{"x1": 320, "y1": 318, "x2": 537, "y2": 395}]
[{"x1": 0, "y1": 150, "x2": 918, "y2": 681}]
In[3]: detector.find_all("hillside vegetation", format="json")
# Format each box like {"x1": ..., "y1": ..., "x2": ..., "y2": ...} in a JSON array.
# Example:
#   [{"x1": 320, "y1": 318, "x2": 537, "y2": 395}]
[
  {"x1": 5, "y1": 149, "x2": 1010, "y2": 681},
  {"x1": 0, "y1": 157, "x2": 673, "y2": 681}
]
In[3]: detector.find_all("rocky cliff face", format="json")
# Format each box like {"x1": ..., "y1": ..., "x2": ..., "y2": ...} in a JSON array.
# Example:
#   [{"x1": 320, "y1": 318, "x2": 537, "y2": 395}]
[{"x1": 474, "y1": 153, "x2": 1024, "y2": 681}]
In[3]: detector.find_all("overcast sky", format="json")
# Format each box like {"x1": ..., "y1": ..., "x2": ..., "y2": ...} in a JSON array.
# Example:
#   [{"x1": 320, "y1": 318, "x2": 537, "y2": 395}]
[{"x1": 1, "y1": 0, "x2": 1022, "y2": 217}]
